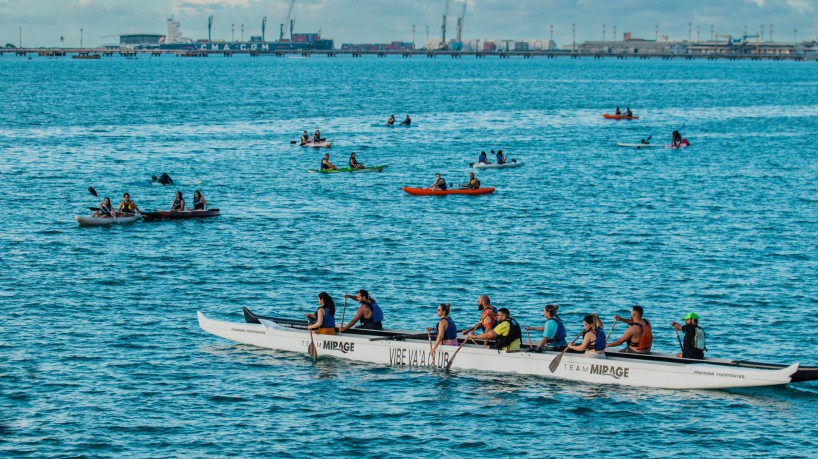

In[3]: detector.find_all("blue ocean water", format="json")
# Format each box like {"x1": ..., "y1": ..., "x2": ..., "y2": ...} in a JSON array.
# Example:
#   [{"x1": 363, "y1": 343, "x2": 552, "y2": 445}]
[{"x1": 1, "y1": 55, "x2": 817, "y2": 457}]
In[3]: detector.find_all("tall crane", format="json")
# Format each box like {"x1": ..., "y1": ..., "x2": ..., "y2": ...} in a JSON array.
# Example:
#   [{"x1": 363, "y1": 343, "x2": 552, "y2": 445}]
[
  {"x1": 262, "y1": 16, "x2": 267, "y2": 42},
  {"x1": 455, "y1": 0, "x2": 467, "y2": 43},
  {"x1": 280, "y1": 0, "x2": 295, "y2": 41},
  {"x1": 441, "y1": 0, "x2": 449, "y2": 49},
  {"x1": 208, "y1": 16, "x2": 214, "y2": 42}
]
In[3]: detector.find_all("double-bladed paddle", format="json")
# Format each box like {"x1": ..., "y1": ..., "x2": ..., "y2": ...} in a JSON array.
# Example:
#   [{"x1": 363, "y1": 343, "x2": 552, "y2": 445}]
[{"x1": 88, "y1": 186, "x2": 118, "y2": 223}]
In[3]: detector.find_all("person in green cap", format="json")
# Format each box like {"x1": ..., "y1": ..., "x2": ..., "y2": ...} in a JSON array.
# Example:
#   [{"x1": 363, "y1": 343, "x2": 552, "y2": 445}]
[{"x1": 671, "y1": 313, "x2": 706, "y2": 359}]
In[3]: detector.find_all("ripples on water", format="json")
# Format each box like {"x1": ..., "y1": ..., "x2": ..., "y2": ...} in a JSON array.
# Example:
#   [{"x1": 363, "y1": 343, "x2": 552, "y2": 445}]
[{"x1": 1, "y1": 56, "x2": 817, "y2": 457}]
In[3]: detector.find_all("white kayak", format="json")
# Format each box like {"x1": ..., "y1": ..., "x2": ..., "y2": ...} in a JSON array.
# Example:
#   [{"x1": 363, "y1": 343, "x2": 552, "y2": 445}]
[
  {"x1": 300, "y1": 141, "x2": 332, "y2": 148},
  {"x1": 616, "y1": 143, "x2": 664, "y2": 149},
  {"x1": 197, "y1": 310, "x2": 808, "y2": 390},
  {"x1": 470, "y1": 160, "x2": 522, "y2": 169},
  {"x1": 75, "y1": 215, "x2": 141, "y2": 226}
]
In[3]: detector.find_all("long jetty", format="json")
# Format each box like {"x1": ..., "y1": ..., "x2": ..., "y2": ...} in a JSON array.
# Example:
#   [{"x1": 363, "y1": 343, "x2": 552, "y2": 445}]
[{"x1": 3, "y1": 48, "x2": 814, "y2": 61}]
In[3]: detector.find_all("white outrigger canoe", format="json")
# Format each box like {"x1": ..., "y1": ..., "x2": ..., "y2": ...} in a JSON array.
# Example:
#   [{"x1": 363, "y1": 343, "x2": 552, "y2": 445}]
[
  {"x1": 75, "y1": 215, "x2": 142, "y2": 226},
  {"x1": 197, "y1": 309, "x2": 817, "y2": 390}
]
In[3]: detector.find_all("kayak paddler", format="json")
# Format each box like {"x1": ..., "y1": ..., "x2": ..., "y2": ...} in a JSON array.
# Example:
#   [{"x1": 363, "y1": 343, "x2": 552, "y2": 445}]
[
  {"x1": 462, "y1": 172, "x2": 480, "y2": 190},
  {"x1": 477, "y1": 151, "x2": 488, "y2": 164},
  {"x1": 625, "y1": 107, "x2": 633, "y2": 118},
  {"x1": 615, "y1": 107, "x2": 622, "y2": 116},
  {"x1": 116, "y1": 192, "x2": 140, "y2": 216},
  {"x1": 313, "y1": 130, "x2": 323, "y2": 143},
  {"x1": 321, "y1": 153, "x2": 338, "y2": 171},
  {"x1": 91, "y1": 197, "x2": 114, "y2": 218},
  {"x1": 387, "y1": 114, "x2": 395, "y2": 126},
  {"x1": 340, "y1": 290, "x2": 384, "y2": 331},
  {"x1": 193, "y1": 190, "x2": 208, "y2": 211},
  {"x1": 496, "y1": 150, "x2": 506, "y2": 165},
  {"x1": 427, "y1": 173, "x2": 447, "y2": 191},
  {"x1": 400, "y1": 115, "x2": 411, "y2": 126},
  {"x1": 671, "y1": 130, "x2": 683, "y2": 148},
  {"x1": 349, "y1": 152, "x2": 365, "y2": 169},
  {"x1": 170, "y1": 191, "x2": 185, "y2": 212},
  {"x1": 307, "y1": 292, "x2": 337, "y2": 335},
  {"x1": 300, "y1": 131, "x2": 310, "y2": 145}
]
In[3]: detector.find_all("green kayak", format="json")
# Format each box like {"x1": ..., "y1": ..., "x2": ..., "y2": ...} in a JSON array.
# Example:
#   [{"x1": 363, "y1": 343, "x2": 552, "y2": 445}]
[{"x1": 307, "y1": 165, "x2": 388, "y2": 174}]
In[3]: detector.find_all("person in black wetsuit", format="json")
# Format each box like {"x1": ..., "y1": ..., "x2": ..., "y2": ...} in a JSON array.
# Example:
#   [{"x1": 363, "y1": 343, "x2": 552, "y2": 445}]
[
  {"x1": 193, "y1": 190, "x2": 208, "y2": 210},
  {"x1": 300, "y1": 131, "x2": 310, "y2": 145},
  {"x1": 349, "y1": 152, "x2": 365, "y2": 169},
  {"x1": 428, "y1": 173, "x2": 446, "y2": 190},
  {"x1": 321, "y1": 153, "x2": 338, "y2": 171},
  {"x1": 340, "y1": 290, "x2": 385, "y2": 331},
  {"x1": 400, "y1": 115, "x2": 411, "y2": 126}
]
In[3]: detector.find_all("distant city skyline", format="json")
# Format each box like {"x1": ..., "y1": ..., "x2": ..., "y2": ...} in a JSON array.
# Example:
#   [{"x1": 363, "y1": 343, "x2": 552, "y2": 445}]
[{"x1": 0, "y1": 0, "x2": 815, "y2": 47}]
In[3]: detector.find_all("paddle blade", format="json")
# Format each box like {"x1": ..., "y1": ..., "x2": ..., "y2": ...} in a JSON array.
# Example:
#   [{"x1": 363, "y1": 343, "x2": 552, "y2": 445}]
[
  {"x1": 89, "y1": 207, "x2": 100, "y2": 211},
  {"x1": 290, "y1": 140, "x2": 297, "y2": 144},
  {"x1": 548, "y1": 353, "x2": 564, "y2": 373},
  {"x1": 308, "y1": 342, "x2": 318, "y2": 360},
  {"x1": 88, "y1": 186, "x2": 98, "y2": 197}
]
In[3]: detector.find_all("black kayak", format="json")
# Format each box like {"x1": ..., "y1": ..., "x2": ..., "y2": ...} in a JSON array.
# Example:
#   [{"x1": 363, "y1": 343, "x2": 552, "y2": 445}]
[{"x1": 141, "y1": 209, "x2": 220, "y2": 221}]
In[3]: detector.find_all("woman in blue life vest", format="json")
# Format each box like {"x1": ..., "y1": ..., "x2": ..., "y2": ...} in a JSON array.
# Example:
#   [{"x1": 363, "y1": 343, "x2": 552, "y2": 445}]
[
  {"x1": 567, "y1": 314, "x2": 606, "y2": 358},
  {"x1": 429, "y1": 303, "x2": 458, "y2": 354},
  {"x1": 307, "y1": 292, "x2": 337, "y2": 335},
  {"x1": 170, "y1": 191, "x2": 185, "y2": 212},
  {"x1": 192, "y1": 190, "x2": 208, "y2": 211},
  {"x1": 477, "y1": 151, "x2": 488, "y2": 164},
  {"x1": 526, "y1": 304, "x2": 568, "y2": 351},
  {"x1": 340, "y1": 289, "x2": 384, "y2": 332}
]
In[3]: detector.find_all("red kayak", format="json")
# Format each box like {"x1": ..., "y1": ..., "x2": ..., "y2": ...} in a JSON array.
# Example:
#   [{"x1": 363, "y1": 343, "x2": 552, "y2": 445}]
[
  {"x1": 603, "y1": 114, "x2": 639, "y2": 120},
  {"x1": 402, "y1": 187, "x2": 495, "y2": 196},
  {"x1": 141, "y1": 209, "x2": 221, "y2": 221}
]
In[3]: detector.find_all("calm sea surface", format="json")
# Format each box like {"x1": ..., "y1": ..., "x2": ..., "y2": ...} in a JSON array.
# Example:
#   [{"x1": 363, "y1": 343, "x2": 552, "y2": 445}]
[{"x1": 1, "y1": 55, "x2": 817, "y2": 457}]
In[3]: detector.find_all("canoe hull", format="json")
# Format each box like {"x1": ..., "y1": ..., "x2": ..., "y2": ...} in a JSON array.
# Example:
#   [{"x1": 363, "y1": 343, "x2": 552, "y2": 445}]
[
  {"x1": 141, "y1": 209, "x2": 221, "y2": 221},
  {"x1": 197, "y1": 312, "x2": 798, "y2": 390},
  {"x1": 402, "y1": 187, "x2": 495, "y2": 196},
  {"x1": 603, "y1": 114, "x2": 639, "y2": 120},
  {"x1": 307, "y1": 165, "x2": 388, "y2": 174},
  {"x1": 300, "y1": 141, "x2": 332, "y2": 148},
  {"x1": 471, "y1": 161, "x2": 522, "y2": 169},
  {"x1": 75, "y1": 215, "x2": 141, "y2": 226}
]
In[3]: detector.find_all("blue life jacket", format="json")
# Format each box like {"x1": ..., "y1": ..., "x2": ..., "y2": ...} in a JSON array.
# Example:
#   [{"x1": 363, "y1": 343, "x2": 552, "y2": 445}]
[
  {"x1": 595, "y1": 328, "x2": 607, "y2": 351},
  {"x1": 317, "y1": 307, "x2": 336, "y2": 329},
  {"x1": 193, "y1": 196, "x2": 204, "y2": 210},
  {"x1": 362, "y1": 301, "x2": 384, "y2": 324},
  {"x1": 547, "y1": 316, "x2": 567, "y2": 344},
  {"x1": 172, "y1": 198, "x2": 183, "y2": 210},
  {"x1": 478, "y1": 153, "x2": 487, "y2": 163},
  {"x1": 443, "y1": 317, "x2": 457, "y2": 340},
  {"x1": 496, "y1": 153, "x2": 505, "y2": 164}
]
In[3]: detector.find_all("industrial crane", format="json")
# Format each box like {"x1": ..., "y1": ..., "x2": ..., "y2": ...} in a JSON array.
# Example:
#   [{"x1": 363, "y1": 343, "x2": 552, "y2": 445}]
[
  {"x1": 440, "y1": 0, "x2": 449, "y2": 49},
  {"x1": 280, "y1": 0, "x2": 296, "y2": 41},
  {"x1": 453, "y1": 0, "x2": 467, "y2": 50}
]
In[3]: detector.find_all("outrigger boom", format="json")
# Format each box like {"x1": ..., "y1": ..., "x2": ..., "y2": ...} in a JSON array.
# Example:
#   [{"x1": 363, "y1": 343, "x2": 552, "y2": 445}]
[{"x1": 197, "y1": 308, "x2": 817, "y2": 390}]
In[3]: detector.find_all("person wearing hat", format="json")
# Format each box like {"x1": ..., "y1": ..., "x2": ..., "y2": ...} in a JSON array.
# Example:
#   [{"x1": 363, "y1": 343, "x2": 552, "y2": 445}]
[
  {"x1": 467, "y1": 307, "x2": 521, "y2": 351},
  {"x1": 671, "y1": 313, "x2": 706, "y2": 359}
]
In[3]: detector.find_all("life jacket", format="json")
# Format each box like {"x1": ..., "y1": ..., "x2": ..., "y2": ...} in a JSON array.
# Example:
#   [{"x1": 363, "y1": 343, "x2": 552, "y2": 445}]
[
  {"x1": 361, "y1": 301, "x2": 384, "y2": 324},
  {"x1": 495, "y1": 318, "x2": 522, "y2": 350},
  {"x1": 480, "y1": 307, "x2": 497, "y2": 332},
  {"x1": 693, "y1": 326, "x2": 706, "y2": 351},
  {"x1": 631, "y1": 321, "x2": 653, "y2": 351},
  {"x1": 172, "y1": 198, "x2": 183, "y2": 211},
  {"x1": 315, "y1": 306, "x2": 336, "y2": 329},
  {"x1": 546, "y1": 316, "x2": 567, "y2": 344},
  {"x1": 441, "y1": 317, "x2": 457, "y2": 340},
  {"x1": 193, "y1": 196, "x2": 204, "y2": 210},
  {"x1": 587, "y1": 328, "x2": 606, "y2": 351},
  {"x1": 121, "y1": 201, "x2": 135, "y2": 213},
  {"x1": 478, "y1": 153, "x2": 487, "y2": 163}
]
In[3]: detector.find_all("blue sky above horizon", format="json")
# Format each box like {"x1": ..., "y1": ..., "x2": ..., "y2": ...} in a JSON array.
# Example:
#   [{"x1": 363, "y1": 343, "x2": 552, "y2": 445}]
[{"x1": 0, "y1": 0, "x2": 815, "y2": 47}]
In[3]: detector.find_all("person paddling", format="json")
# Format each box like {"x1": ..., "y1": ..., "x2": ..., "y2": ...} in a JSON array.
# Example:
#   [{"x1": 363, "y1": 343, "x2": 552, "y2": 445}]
[
  {"x1": 387, "y1": 114, "x2": 396, "y2": 126},
  {"x1": 567, "y1": 314, "x2": 606, "y2": 358},
  {"x1": 671, "y1": 130, "x2": 683, "y2": 148},
  {"x1": 624, "y1": 107, "x2": 633, "y2": 118},
  {"x1": 340, "y1": 290, "x2": 384, "y2": 331},
  {"x1": 607, "y1": 305, "x2": 653, "y2": 354},
  {"x1": 91, "y1": 197, "x2": 114, "y2": 218},
  {"x1": 671, "y1": 312, "x2": 706, "y2": 359},
  {"x1": 400, "y1": 115, "x2": 411, "y2": 126},
  {"x1": 615, "y1": 107, "x2": 622, "y2": 116},
  {"x1": 313, "y1": 130, "x2": 323, "y2": 143},
  {"x1": 467, "y1": 307, "x2": 522, "y2": 351},
  {"x1": 349, "y1": 152, "x2": 365, "y2": 169},
  {"x1": 300, "y1": 131, "x2": 310, "y2": 145},
  {"x1": 428, "y1": 303, "x2": 459, "y2": 354},
  {"x1": 192, "y1": 190, "x2": 208, "y2": 210},
  {"x1": 170, "y1": 191, "x2": 185, "y2": 212},
  {"x1": 321, "y1": 153, "x2": 338, "y2": 171},
  {"x1": 461, "y1": 295, "x2": 497, "y2": 348},
  {"x1": 526, "y1": 304, "x2": 568, "y2": 351},
  {"x1": 117, "y1": 192, "x2": 140, "y2": 216},
  {"x1": 462, "y1": 172, "x2": 480, "y2": 190},
  {"x1": 496, "y1": 150, "x2": 506, "y2": 165},
  {"x1": 477, "y1": 151, "x2": 489, "y2": 165},
  {"x1": 428, "y1": 173, "x2": 447, "y2": 191},
  {"x1": 307, "y1": 292, "x2": 337, "y2": 335}
]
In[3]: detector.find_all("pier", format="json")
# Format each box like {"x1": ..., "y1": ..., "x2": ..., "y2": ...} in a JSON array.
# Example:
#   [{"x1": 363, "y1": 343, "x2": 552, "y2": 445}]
[{"x1": 2, "y1": 48, "x2": 816, "y2": 61}]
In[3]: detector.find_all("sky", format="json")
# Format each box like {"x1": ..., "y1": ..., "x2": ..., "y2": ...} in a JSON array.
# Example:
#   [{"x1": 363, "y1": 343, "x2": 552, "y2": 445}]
[{"x1": 0, "y1": 0, "x2": 815, "y2": 47}]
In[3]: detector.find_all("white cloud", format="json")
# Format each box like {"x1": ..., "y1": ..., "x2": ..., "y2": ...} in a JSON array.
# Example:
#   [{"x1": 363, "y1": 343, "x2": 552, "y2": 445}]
[{"x1": 786, "y1": 0, "x2": 813, "y2": 14}]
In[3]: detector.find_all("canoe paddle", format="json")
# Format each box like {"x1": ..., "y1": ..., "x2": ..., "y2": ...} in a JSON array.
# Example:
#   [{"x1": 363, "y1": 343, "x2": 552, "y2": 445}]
[
  {"x1": 426, "y1": 328, "x2": 436, "y2": 366},
  {"x1": 526, "y1": 328, "x2": 533, "y2": 348},
  {"x1": 339, "y1": 296, "x2": 347, "y2": 333},
  {"x1": 445, "y1": 337, "x2": 479, "y2": 370},
  {"x1": 306, "y1": 315, "x2": 318, "y2": 361},
  {"x1": 675, "y1": 327, "x2": 684, "y2": 352},
  {"x1": 548, "y1": 330, "x2": 584, "y2": 373},
  {"x1": 607, "y1": 318, "x2": 619, "y2": 340}
]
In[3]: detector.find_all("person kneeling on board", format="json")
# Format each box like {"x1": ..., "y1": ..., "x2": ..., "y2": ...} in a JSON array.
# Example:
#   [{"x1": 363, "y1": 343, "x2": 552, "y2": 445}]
[
  {"x1": 671, "y1": 312, "x2": 706, "y2": 359},
  {"x1": 321, "y1": 153, "x2": 338, "y2": 171},
  {"x1": 567, "y1": 314, "x2": 607, "y2": 359},
  {"x1": 428, "y1": 303, "x2": 459, "y2": 354},
  {"x1": 606, "y1": 305, "x2": 653, "y2": 354},
  {"x1": 467, "y1": 307, "x2": 522, "y2": 351},
  {"x1": 340, "y1": 290, "x2": 384, "y2": 331},
  {"x1": 526, "y1": 304, "x2": 568, "y2": 351},
  {"x1": 307, "y1": 292, "x2": 337, "y2": 335}
]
